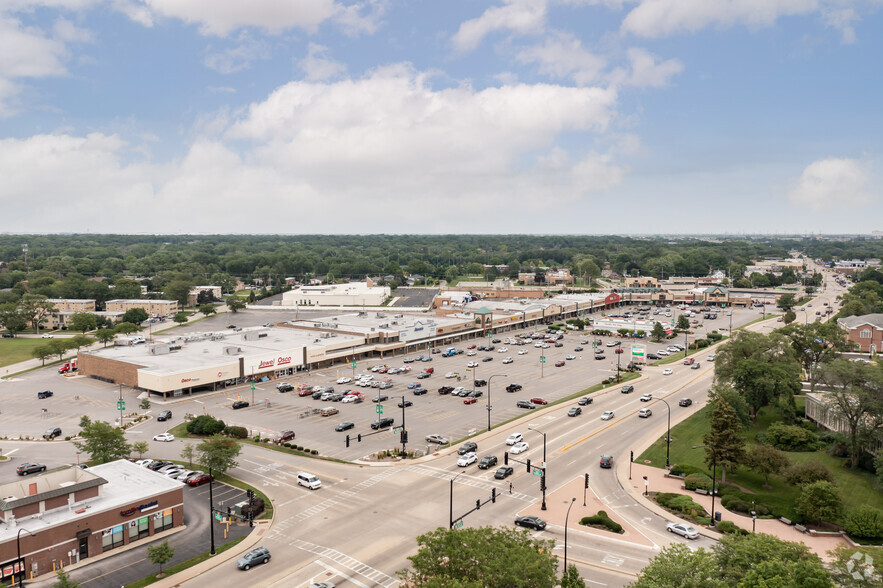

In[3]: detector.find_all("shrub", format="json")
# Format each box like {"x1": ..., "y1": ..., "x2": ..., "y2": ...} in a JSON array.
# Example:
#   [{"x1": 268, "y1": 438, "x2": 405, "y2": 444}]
[
  {"x1": 253, "y1": 436, "x2": 261, "y2": 442},
  {"x1": 716, "y1": 520, "x2": 749, "y2": 536},
  {"x1": 696, "y1": 339, "x2": 710, "y2": 348},
  {"x1": 579, "y1": 511, "x2": 624, "y2": 534},
  {"x1": 685, "y1": 473, "x2": 713, "y2": 491},
  {"x1": 669, "y1": 464, "x2": 685, "y2": 476},
  {"x1": 784, "y1": 461, "x2": 834, "y2": 486},
  {"x1": 186, "y1": 415, "x2": 226, "y2": 436},
  {"x1": 765, "y1": 422, "x2": 819, "y2": 451},
  {"x1": 707, "y1": 332, "x2": 723, "y2": 342},
  {"x1": 311, "y1": 449, "x2": 319, "y2": 455},
  {"x1": 224, "y1": 425, "x2": 248, "y2": 439},
  {"x1": 655, "y1": 493, "x2": 708, "y2": 518},
  {"x1": 795, "y1": 481, "x2": 842, "y2": 525},
  {"x1": 844, "y1": 505, "x2": 883, "y2": 540}
]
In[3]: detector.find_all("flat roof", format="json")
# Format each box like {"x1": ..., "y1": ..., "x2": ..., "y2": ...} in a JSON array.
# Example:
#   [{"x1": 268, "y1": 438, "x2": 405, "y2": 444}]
[
  {"x1": 0, "y1": 460, "x2": 181, "y2": 542},
  {"x1": 285, "y1": 311, "x2": 467, "y2": 336},
  {"x1": 106, "y1": 298, "x2": 178, "y2": 303}
]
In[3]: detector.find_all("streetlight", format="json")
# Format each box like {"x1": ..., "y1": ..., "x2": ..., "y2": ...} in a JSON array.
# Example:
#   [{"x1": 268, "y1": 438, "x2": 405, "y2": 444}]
[
  {"x1": 564, "y1": 497, "x2": 576, "y2": 572},
  {"x1": 17, "y1": 528, "x2": 35, "y2": 587},
  {"x1": 752, "y1": 501, "x2": 757, "y2": 533},
  {"x1": 527, "y1": 426, "x2": 548, "y2": 511},
  {"x1": 486, "y1": 374, "x2": 506, "y2": 433},
  {"x1": 449, "y1": 471, "x2": 466, "y2": 529},
  {"x1": 654, "y1": 396, "x2": 672, "y2": 468},
  {"x1": 692, "y1": 445, "x2": 717, "y2": 527}
]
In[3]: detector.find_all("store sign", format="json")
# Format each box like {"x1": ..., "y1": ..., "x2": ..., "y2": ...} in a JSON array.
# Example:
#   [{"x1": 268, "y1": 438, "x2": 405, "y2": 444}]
[
  {"x1": 605, "y1": 293, "x2": 621, "y2": 304},
  {"x1": 120, "y1": 500, "x2": 158, "y2": 517}
]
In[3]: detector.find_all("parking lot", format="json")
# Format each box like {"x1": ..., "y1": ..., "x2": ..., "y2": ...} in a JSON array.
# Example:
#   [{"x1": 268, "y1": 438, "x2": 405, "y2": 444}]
[{"x1": 0, "y1": 303, "x2": 767, "y2": 460}]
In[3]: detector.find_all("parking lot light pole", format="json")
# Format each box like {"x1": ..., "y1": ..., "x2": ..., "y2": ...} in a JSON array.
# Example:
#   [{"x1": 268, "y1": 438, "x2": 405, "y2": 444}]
[
  {"x1": 486, "y1": 374, "x2": 506, "y2": 433},
  {"x1": 527, "y1": 426, "x2": 547, "y2": 511},
  {"x1": 16, "y1": 528, "x2": 34, "y2": 588},
  {"x1": 655, "y1": 397, "x2": 672, "y2": 468}
]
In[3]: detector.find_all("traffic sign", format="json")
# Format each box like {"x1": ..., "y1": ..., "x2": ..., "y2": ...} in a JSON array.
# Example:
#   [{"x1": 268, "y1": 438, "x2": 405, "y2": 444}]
[
  {"x1": 539, "y1": 355, "x2": 546, "y2": 364},
  {"x1": 592, "y1": 342, "x2": 597, "y2": 348},
  {"x1": 393, "y1": 427, "x2": 403, "y2": 434},
  {"x1": 376, "y1": 404, "x2": 383, "y2": 414},
  {"x1": 214, "y1": 513, "x2": 223, "y2": 521},
  {"x1": 532, "y1": 468, "x2": 543, "y2": 477},
  {"x1": 117, "y1": 400, "x2": 125, "y2": 410},
  {"x1": 350, "y1": 361, "x2": 356, "y2": 368},
  {"x1": 453, "y1": 521, "x2": 464, "y2": 529}
]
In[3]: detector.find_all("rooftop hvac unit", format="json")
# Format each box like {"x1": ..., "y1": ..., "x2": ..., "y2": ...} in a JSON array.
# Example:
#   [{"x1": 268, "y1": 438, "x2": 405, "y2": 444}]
[
  {"x1": 169, "y1": 345, "x2": 182, "y2": 352},
  {"x1": 320, "y1": 333, "x2": 330, "y2": 338}
]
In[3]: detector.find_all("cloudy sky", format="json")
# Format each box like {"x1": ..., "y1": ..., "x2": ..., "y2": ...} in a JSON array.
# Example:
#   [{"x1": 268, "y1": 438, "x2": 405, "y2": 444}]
[{"x1": 1, "y1": 0, "x2": 881, "y2": 234}]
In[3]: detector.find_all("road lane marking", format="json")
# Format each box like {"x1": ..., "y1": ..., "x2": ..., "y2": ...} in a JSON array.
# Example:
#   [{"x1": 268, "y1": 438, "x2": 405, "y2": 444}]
[{"x1": 291, "y1": 540, "x2": 398, "y2": 587}]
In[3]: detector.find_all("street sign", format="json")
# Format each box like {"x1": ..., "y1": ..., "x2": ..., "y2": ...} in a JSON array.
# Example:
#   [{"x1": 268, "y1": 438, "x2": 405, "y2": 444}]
[
  {"x1": 453, "y1": 521, "x2": 464, "y2": 529},
  {"x1": 487, "y1": 332, "x2": 492, "y2": 338},
  {"x1": 251, "y1": 383, "x2": 255, "y2": 390},
  {"x1": 351, "y1": 361, "x2": 356, "y2": 368},
  {"x1": 376, "y1": 404, "x2": 383, "y2": 414},
  {"x1": 393, "y1": 427, "x2": 403, "y2": 433},
  {"x1": 116, "y1": 400, "x2": 125, "y2": 410},
  {"x1": 532, "y1": 468, "x2": 543, "y2": 477},
  {"x1": 539, "y1": 356, "x2": 546, "y2": 364},
  {"x1": 592, "y1": 342, "x2": 597, "y2": 348},
  {"x1": 214, "y1": 513, "x2": 223, "y2": 521}
]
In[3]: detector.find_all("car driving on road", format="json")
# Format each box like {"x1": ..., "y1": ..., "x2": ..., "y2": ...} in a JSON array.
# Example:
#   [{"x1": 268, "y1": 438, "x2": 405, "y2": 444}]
[
  {"x1": 514, "y1": 515, "x2": 546, "y2": 530},
  {"x1": 666, "y1": 523, "x2": 699, "y2": 539}
]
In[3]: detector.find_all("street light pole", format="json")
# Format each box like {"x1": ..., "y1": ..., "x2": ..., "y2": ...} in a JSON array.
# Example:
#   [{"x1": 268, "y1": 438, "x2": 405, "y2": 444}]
[
  {"x1": 209, "y1": 466, "x2": 216, "y2": 554},
  {"x1": 528, "y1": 426, "x2": 548, "y2": 510},
  {"x1": 16, "y1": 528, "x2": 34, "y2": 588},
  {"x1": 486, "y1": 374, "x2": 506, "y2": 433},
  {"x1": 564, "y1": 497, "x2": 576, "y2": 572},
  {"x1": 656, "y1": 397, "x2": 672, "y2": 468},
  {"x1": 449, "y1": 471, "x2": 465, "y2": 529},
  {"x1": 693, "y1": 445, "x2": 717, "y2": 527}
]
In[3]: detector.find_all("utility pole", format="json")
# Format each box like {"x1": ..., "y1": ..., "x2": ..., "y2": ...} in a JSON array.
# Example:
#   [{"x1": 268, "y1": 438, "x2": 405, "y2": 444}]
[{"x1": 118, "y1": 384, "x2": 124, "y2": 428}]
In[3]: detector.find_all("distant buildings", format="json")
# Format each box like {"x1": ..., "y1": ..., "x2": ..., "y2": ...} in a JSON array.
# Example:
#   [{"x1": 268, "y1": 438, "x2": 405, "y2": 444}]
[
  {"x1": 280, "y1": 279, "x2": 390, "y2": 307},
  {"x1": 836, "y1": 313, "x2": 883, "y2": 353}
]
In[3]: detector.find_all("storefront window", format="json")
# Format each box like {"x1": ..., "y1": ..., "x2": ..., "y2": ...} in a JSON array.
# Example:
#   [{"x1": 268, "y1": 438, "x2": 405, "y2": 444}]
[
  {"x1": 129, "y1": 517, "x2": 149, "y2": 541},
  {"x1": 102, "y1": 525, "x2": 124, "y2": 552},
  {"x1": 154, "y1": 508, "x2": 173, "y2": 533}
]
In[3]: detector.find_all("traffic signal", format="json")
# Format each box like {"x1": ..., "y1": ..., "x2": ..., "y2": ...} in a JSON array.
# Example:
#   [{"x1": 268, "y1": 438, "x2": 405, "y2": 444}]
[
  {"x1": 584, "y1": 473, "x2": 589, "y2": 489},
  {"x1": 226, "y1": 506, "x2": 232, "y2": 517},
  {"x1": 476, "y1": 499, "x2": 481, "y2": 510},
  {"x1": 526, "y1": 459, "x2": 531, "y2": 473},
  {"x1": 540, "y1": 474, "x2": 546, "y2": 492},
  {"x1": 358, "y1": 434, "x2": 362, "y2": 443},
  {"x1": 491, "y1": 488, "x2": 496, "y2": 503},
  {"x1": 504, "y1": 452, "x2": 508, "y2": 465},
  {"x1": 401, "y1": 430, "x2": 408, "y2": 444},
  {"x1": 246, "y1": 489, "x2": 254, "y2": 500},
  {"x1": 630, "y1": 450, "x2": 634, "y2": 462},
  {"x1": 346, "y1": 434, "x2": 350, "y2": 448}
]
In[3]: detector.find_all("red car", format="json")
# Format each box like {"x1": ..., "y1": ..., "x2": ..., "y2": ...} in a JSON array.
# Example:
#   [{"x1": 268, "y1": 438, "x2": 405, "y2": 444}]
[
  {"x1": 187, "y1": 473, "x2": 213, "y2": 487},
  {"x1": 530, "y1": 397, "x2": 548, "y2": 405},
  {"x1": 555, "y1": 360, "x2": 565, "y2": 367},
  {"x1": 424, "y1": 367, "x2": 434, "y2": 374},
  {"x1": 467, "y1": 344, "x2": 477, "y2": 349},
  {"x1": 463, "y1": 397, "x2": 478, "y2": 404},
  {"x1": 298, "y1": 389, "x2": 313, "y2": 397}
]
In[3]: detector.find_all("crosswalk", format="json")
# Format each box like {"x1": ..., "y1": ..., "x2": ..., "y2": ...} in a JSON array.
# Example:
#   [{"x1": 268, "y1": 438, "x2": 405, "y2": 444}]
[
  {"x1": 406, "y1": 464, "x2": 535, "y2": 502},
  {"x1": 291, "y1": 539, "x2": 399, "y2": 587}
]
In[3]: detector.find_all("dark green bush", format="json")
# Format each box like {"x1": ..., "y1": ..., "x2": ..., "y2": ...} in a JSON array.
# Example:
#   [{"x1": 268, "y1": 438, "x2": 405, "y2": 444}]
[
  {"x1": 669, "y1": 464, "x2": 685, "y2": 476},
  {"x1": 844, "y1": 505, "x2": 883, "y2": 540},
  {"x1": 766, "y1": 422, "x2": 819, "y2": 451},
  {"x1": 224, "y1": 425, "x2": 248, "y2": 439},
  {"x1": 707, "y1": 332, "x2": 723, "y2": 342},
  {"x1": 784, "y1": 461, "x2": 834, "y2": 486},
  {"x1": 716, "y1": 521, "x2": 749, "y2": 536},
  {"x1": 671, "y1": 463, "x2": 706, "y2": 477},
  {"x1": 685, "y1": 473, "x2": 713, "y2": 491},
  {"x1": 696, "y1": 339, "x2": 710, "y2": 348},
  {"x1": 656, "y1": 493, "x2": 708, "y2": 518},
  {"x1": 186, "y1": 415, "x2": 226, "y2": 436},
  {"x1": 311, "y1": 449, "x2": 319, "y2": 455},
  {"x1": 579, "y1": 511, "x2": 624, "y2": 534}
]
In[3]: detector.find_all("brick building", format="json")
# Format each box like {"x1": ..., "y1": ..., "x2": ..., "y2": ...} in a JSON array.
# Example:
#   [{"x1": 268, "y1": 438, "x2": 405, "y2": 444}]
[
  {"x1": 105, "y1": 299, "x2": 179, "y2": 317},
  {"x1": 0, "y1": 461, "x2": 183, "y2": 584},
  {"x1": 836, "y1": 313, "x2": 883, "y2": 353}
]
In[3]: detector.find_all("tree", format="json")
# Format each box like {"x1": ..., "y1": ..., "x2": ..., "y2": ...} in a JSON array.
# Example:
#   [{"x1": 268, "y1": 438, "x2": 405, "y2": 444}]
[
  {"x1": 73, "y1": 420, "x2": 132, "y2": 464},
  {"x1": 227, "y1": 297, "x2": 246, "y2": 313},
  {"x1": 777, "y1": 293, "x2": 797, "y2": 311},
  {"x1": 164, "y1": 280, "x2": 193, "y2": 307},
  {"x1": 198, "y1": 304, "x2": 217, "y2": 317},
  {"x1": 18, "y1": 294, "x2": 57, "y2": 333},
  {"x1": 744, "y1": 444, "x2": 790, "y2": 486},
  {"x1": 196, "y1": 435, "x2": 241, "y2": 474},
  {"x1": 781, "y1": 321, "x2": 847, "y2": 392},
  {"x1": 48, "y1": 339, "x2": 74, "y2": 361},
  {"x1": 702, "y1": 398, "x2": 745, "y2": 483},
  {"x1": 731, "y1": 359, "x2": 801, "y2": 421},
  {"x1": 629, "y1": 543, "x2": 724, "y2": 588},
  {"x1": 827, "y1": 544, "x2": 883, "y2": 588},
  {"x1": 31, "y1": 344, "x2": 53, "y2": 366},
  {"x1": 113, "y1": 278, "x2": 142, "y2": 299},
  {"x1": 795, "y1": 481, "x2": 842, "y2": 525},
  {"x1": 121, "y1": 308, "x2": 149, "y2": 325},
  {"x1": 817, "y1": 359, "x2": 883, "y2": 468},
  {"x1": 68, "y1": 312, "x2": 98, "y2": 333},
  {"x1": 651, "y1": 322, "x2": 666, "y2": 342},
  {"x1": 707, "y1": 385, "x2": 751, "y2": 430},
  {"x1": 676, "y1": 315, "x2": 690, "y2": 332},
  {"x1": 51, "y1": 568, "x2": 81, "y2": 588},
  {"x1": 114, "y1": 322, "x2": 141, "y2": 334},
  {"x1": 69, "y1": 334, "x2": 95, "y2": 352},
  {"x1": 398, "y1": 526, "x2": 558, "y2": 588},
  {"x1": 171, "y1": 312, "x2": 188, "y2": 325},
  {"x1": 714, "y1": 533, "x2": 832, "y2": 587},
  {"x1": 132, "y1": 441, "x2": 149, "y2": 459},
  {"x1": 181, "y1": 443, "x2": 195, "y2": 467},
  {"x1": 147, "y1": 539, "x2": 175, "y2": 578},
  {"x1": 95, "y1": 328, "x2": 116, "y2": 347},
  {"x1": 561, "y1": 564, "x2": 586, "y2": 588},
  {"x1": 0, "y1": 304, "x2": 28, "y2": 336},
  {"x1": 783, "y1": 309, "x2": 796, "y2": 324}
]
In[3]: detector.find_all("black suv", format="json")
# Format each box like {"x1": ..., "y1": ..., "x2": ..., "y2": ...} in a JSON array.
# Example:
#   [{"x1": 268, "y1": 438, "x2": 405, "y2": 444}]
[
  {"x1": 474, "y1": 379, "x2": 487, "y2": 387},
  {"x1": 157, "y1": 410, "x2": 172, "y2": 421},
  {"x1": 505, "y1": 384, "x2": 522, "y2": 393},
  {"x1": 371, "y1": 417, "x2": 394, "y2": 430},
  {"x1": 679, "y1": 398, "x2": 693, "y2": 407},
  {"x1": 478, "y1": 455, "x2": 498, "y2": 469},
  {"x1": 232, "y1": 400, "x2": 249, "y2": 409},
  {"x1": 147, "y1": 460, "x2": 173, "y2": 471},
  {"x1": 458, "y1": 441, "x2": 478, "y2": 455},
  {"x1": 621, "y1": 385, "x2": 634, "y2": 394},
  {"x1": 17, "y1": 463, "x2": 47, "y2": 476},
  {"x1": 37, "y1": 390, "x2": 53, "y2": 399},
  {"x1": 43, "y1": 427, "x2": 62, "y2": 440},
  {"x1": 276, "y1": 382, "x2": 293, "y2": 393}
]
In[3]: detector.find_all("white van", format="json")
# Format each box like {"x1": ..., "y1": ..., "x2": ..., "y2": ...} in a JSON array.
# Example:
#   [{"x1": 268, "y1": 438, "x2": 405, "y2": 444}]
[{"x1": 297, "y1": 471, "x2": 321, "y2": 490}]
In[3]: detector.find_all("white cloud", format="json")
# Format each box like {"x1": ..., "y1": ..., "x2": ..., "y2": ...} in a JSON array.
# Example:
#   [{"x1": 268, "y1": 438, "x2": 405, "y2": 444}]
[
  {"x1": 334, "y1": 0, "x2": 388, "y2": 37},
  {"x1": 298, "y1": 43, "x2": 346, "y2": 81},
  {"x1": 452, "y1": 0, "x2": 548, "y2": 53},
  {"x1": 52, "y1": 17, "x2": 94, "y2": 42},
  {"x1": 516, "y1": 32, "x2": 607, "y2": 85},
  {"x1": 787, "y1": 157, "x2": 876, "y2": 211},
  {"x1": 203, "y1": 33, "x2": 270, "y2": 74},
  {"x1": 822, "y1": 7, "x2": 858, "y2": 43},
  {"x1": 136, "y1": 0, "x2": 340, "y2": 36},
  {"x1": 609, "y1": 47, "x2": 683, "y2": 87}
]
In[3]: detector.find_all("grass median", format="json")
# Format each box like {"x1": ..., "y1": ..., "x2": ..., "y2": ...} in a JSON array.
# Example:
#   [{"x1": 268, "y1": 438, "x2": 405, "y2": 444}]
[{"x1": 124, "y1": 536, "x2": 246, "y2": 588}]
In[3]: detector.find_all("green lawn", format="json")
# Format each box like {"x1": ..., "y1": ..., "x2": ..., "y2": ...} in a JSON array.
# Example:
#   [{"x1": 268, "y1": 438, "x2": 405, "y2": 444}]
[
  {"x1": 124, "y1": 537, "x2": 246, "y2": 588},
  {"x1": 638, "y1": 400, "x2": 883, "y2": 523},
  {"x1": 0, "y1": 337, "x2": 54, "y2": 368}
]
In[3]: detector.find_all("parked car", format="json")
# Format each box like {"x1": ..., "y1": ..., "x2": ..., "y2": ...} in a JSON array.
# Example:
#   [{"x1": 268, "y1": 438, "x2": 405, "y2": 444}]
[
  {"x1": 555, "y1": 360, "x2": 565, "y2": 367},
  {"x1": 276, "y1": 382, "x2": 294, "y2": 392},
  {"x1": 425, "y1": 434, "x2": 449, "y2": 444},
  {"x1": 514, "y1": 516, "x2": 546, "y2": 530},
  {"x1": 666, "y1": 523, "x2": 699, "y2": 539},
  {"x1": 397, "y1": 399, "x2": 413, "y2": 408},
  {"x1": 277, "y1": 430, "x2": 296, "y2": 442},
  {"x1": 502, "y1": 357, "x2": 514, "y2": 364},
  {"x1": 237, "y1": 546, "x2": 271, "y2": 570},
  {"x1": 506, "y1": 384, "x2": 522, "y2": 393},
  {"x1": 482, "y1": 356, "x2": 494, "y2": 362},
  {"x1": 335, "y1": 421, "x2": 354, "y2": 432},
  {"x1": 43, "y1": 427, "x2": 62, "y2": 440},
  {"x1": 187, "y1": 473, "x2": 213, "y2": 487},
  {"x1": 232, "y1": 400, "x2": 249, "y2": 409},
  {"x1": 157, "y1": 410, "x2": 172, "y2": 421},
  {"x1": 463, "y1": 396, "x2": 478, "y2": 404},
  {"x1": 372, "y1": 394, "x2": 388, "y2": 402},
  {"x1": 17, "y1": 463, "x2": 47, "y2": 476},
  {"x1": 516, "y1": 400, "x2": 536, "y2": 410},
  {"x1": 530, "y1": 397, "x2": 548, "y2": 405},
  {"x1": 37, "y1": 390, "x2": 53, "y2": 399}
]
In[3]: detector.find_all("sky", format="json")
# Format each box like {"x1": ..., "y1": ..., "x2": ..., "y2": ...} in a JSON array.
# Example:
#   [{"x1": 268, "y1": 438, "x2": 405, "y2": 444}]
[{"x1": 0, "y1": 0, "x2": 882, "y2": 235}]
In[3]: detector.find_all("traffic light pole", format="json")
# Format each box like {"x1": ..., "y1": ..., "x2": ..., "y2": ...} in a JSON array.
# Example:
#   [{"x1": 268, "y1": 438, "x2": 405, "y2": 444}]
[{"x1": 209, "y1": 467, "x2": 215, "y2": 555}]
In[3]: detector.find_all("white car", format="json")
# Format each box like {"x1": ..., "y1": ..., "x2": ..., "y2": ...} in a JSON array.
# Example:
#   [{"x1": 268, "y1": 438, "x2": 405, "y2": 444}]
[
  {"x1": 135, "y1": 459, "x2": 154, "y2": 467},
  {"x1": 565, "y1": 355, "x2": 576, "y2": 360},
  {"x1": 153, "y1": 433, "x2": 175, "y2": 442},
  {"x1": 467, "y1": 350, "x2": 477, "y2": 356},
  {"x1": 371, "y1": 366, "x2": 381, "y2": 372},
  {"x1": 640, "y1": 393, "x2": 652, "y2": 402},
  {"x1": 506, "y1": 432, "x2": 523, "y2": 445},
  {"x1": 707, "y1": 354, "x2": 716, "y2": 362},
  {"x1": 534, "y1": 342, "x2": 543, "y2": 348},
  {"x1": 173, "y1": 469, "x2": 196, "y2": 480},
  {"x1": 663, "y1": 368, "x2": 673, "y2": 376},
  {"x1": 667, "y1": 346, "x2": 680, "y2": 353},
  {"x1": 341, "y1": 394, "x2": 359, "y2": 403},
  {"x1": 518, "y1": 349, "x2": 528, "y2": 355},
  {"x1": 336, "y1": 377, "x2": 351, "y2": 384},
  {"x1": 638, "y1": 408, "x2": 652, "y2": 418},
  {"x1": 457, "y1": 452, "x2": 477, "y2": 467},
  {"x1": 541, "y1": 343, "x2": 550, "y2": 348},
  {"x1": 163, "y1": 467, "x2": 185, "y2": 478},
  {"x1": 467, "y1": 361, "x2": 479, "y2": 368},
  {"x1": 445, "y1": 372, "x2": 458, "y2": 378},
  {"x1": 601, "y1": 411, "x2": 614, "y2": 421},
  {"x1": 657, "y1": 350, "x2": 669, "y2": 356},
  {"x1": 41, "y1": 333, "x2": 54, "y2": 338},
  {"x1": 510, "y1": 441, "x2": 529, "y2": 454},
  {"x1": 400, "y1": 366, "x2": 412, "y2": 372},
  {"x1": 502, "y1": 357, "x2": 514, "y2": 364},
  {"x1": 497, "y1": 347, "x2": 508, "y2": 353},
  {"x1": 666, "y1": 522, "x2": 699, "y2": 539}
]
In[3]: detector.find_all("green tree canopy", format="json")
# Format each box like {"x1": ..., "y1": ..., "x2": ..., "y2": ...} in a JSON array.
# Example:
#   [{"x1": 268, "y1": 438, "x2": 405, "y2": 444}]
[
  {"x1": 795, "y1": 481, "x2": 843, "y2": 525},
  {"x1": 114, "y1": 322, "x2": 141, "y2": 334},
  {"x1": 68, "y1": 312, "x2": 98, "y2": 333},
  {"x1": 398, "y1": 526, "x2": 558, "y2": 588},
  {"x1": 121, "y1": 308, "x2": 148, "y2": 325},
  {"x1": 651, "y1": 322, "x2": 667, "y2": 341},
  {"x1": 702, "y1": 398, "x2": 746, "y2": 483},
  {"x1": 164, "y1": 279, "x2": 194, "y2": 307},
  {"x1": 676, "y1": 315, "x2": 690, "y2": 331},
  {"x1": 777, "y1": 293, "x2": 797, "y2": 311},
  {"x1": 196, "y1": 435, "x2": 241, "y2": 474},
  {"x1": 73, "y1": 420, "x2": 132, "y2": 464},
  {"x1": 630, "y1": 543, "x2": 723, "y2": 588},
  {"x1": 744, "y1": 444, "x2": 790, "y2": 486},
  {"x1": 198, "y1": 304, "x2": 217, "y2": 317},
  {"x1": 95, "y1": 328, "x2": 116, "y2": 347},
  {"x1": 147, "y1": 539, "x2": 175, "y2": 577},
  {"x1": 227, "y1": 297, "x2": 246, "y2": 313}
]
